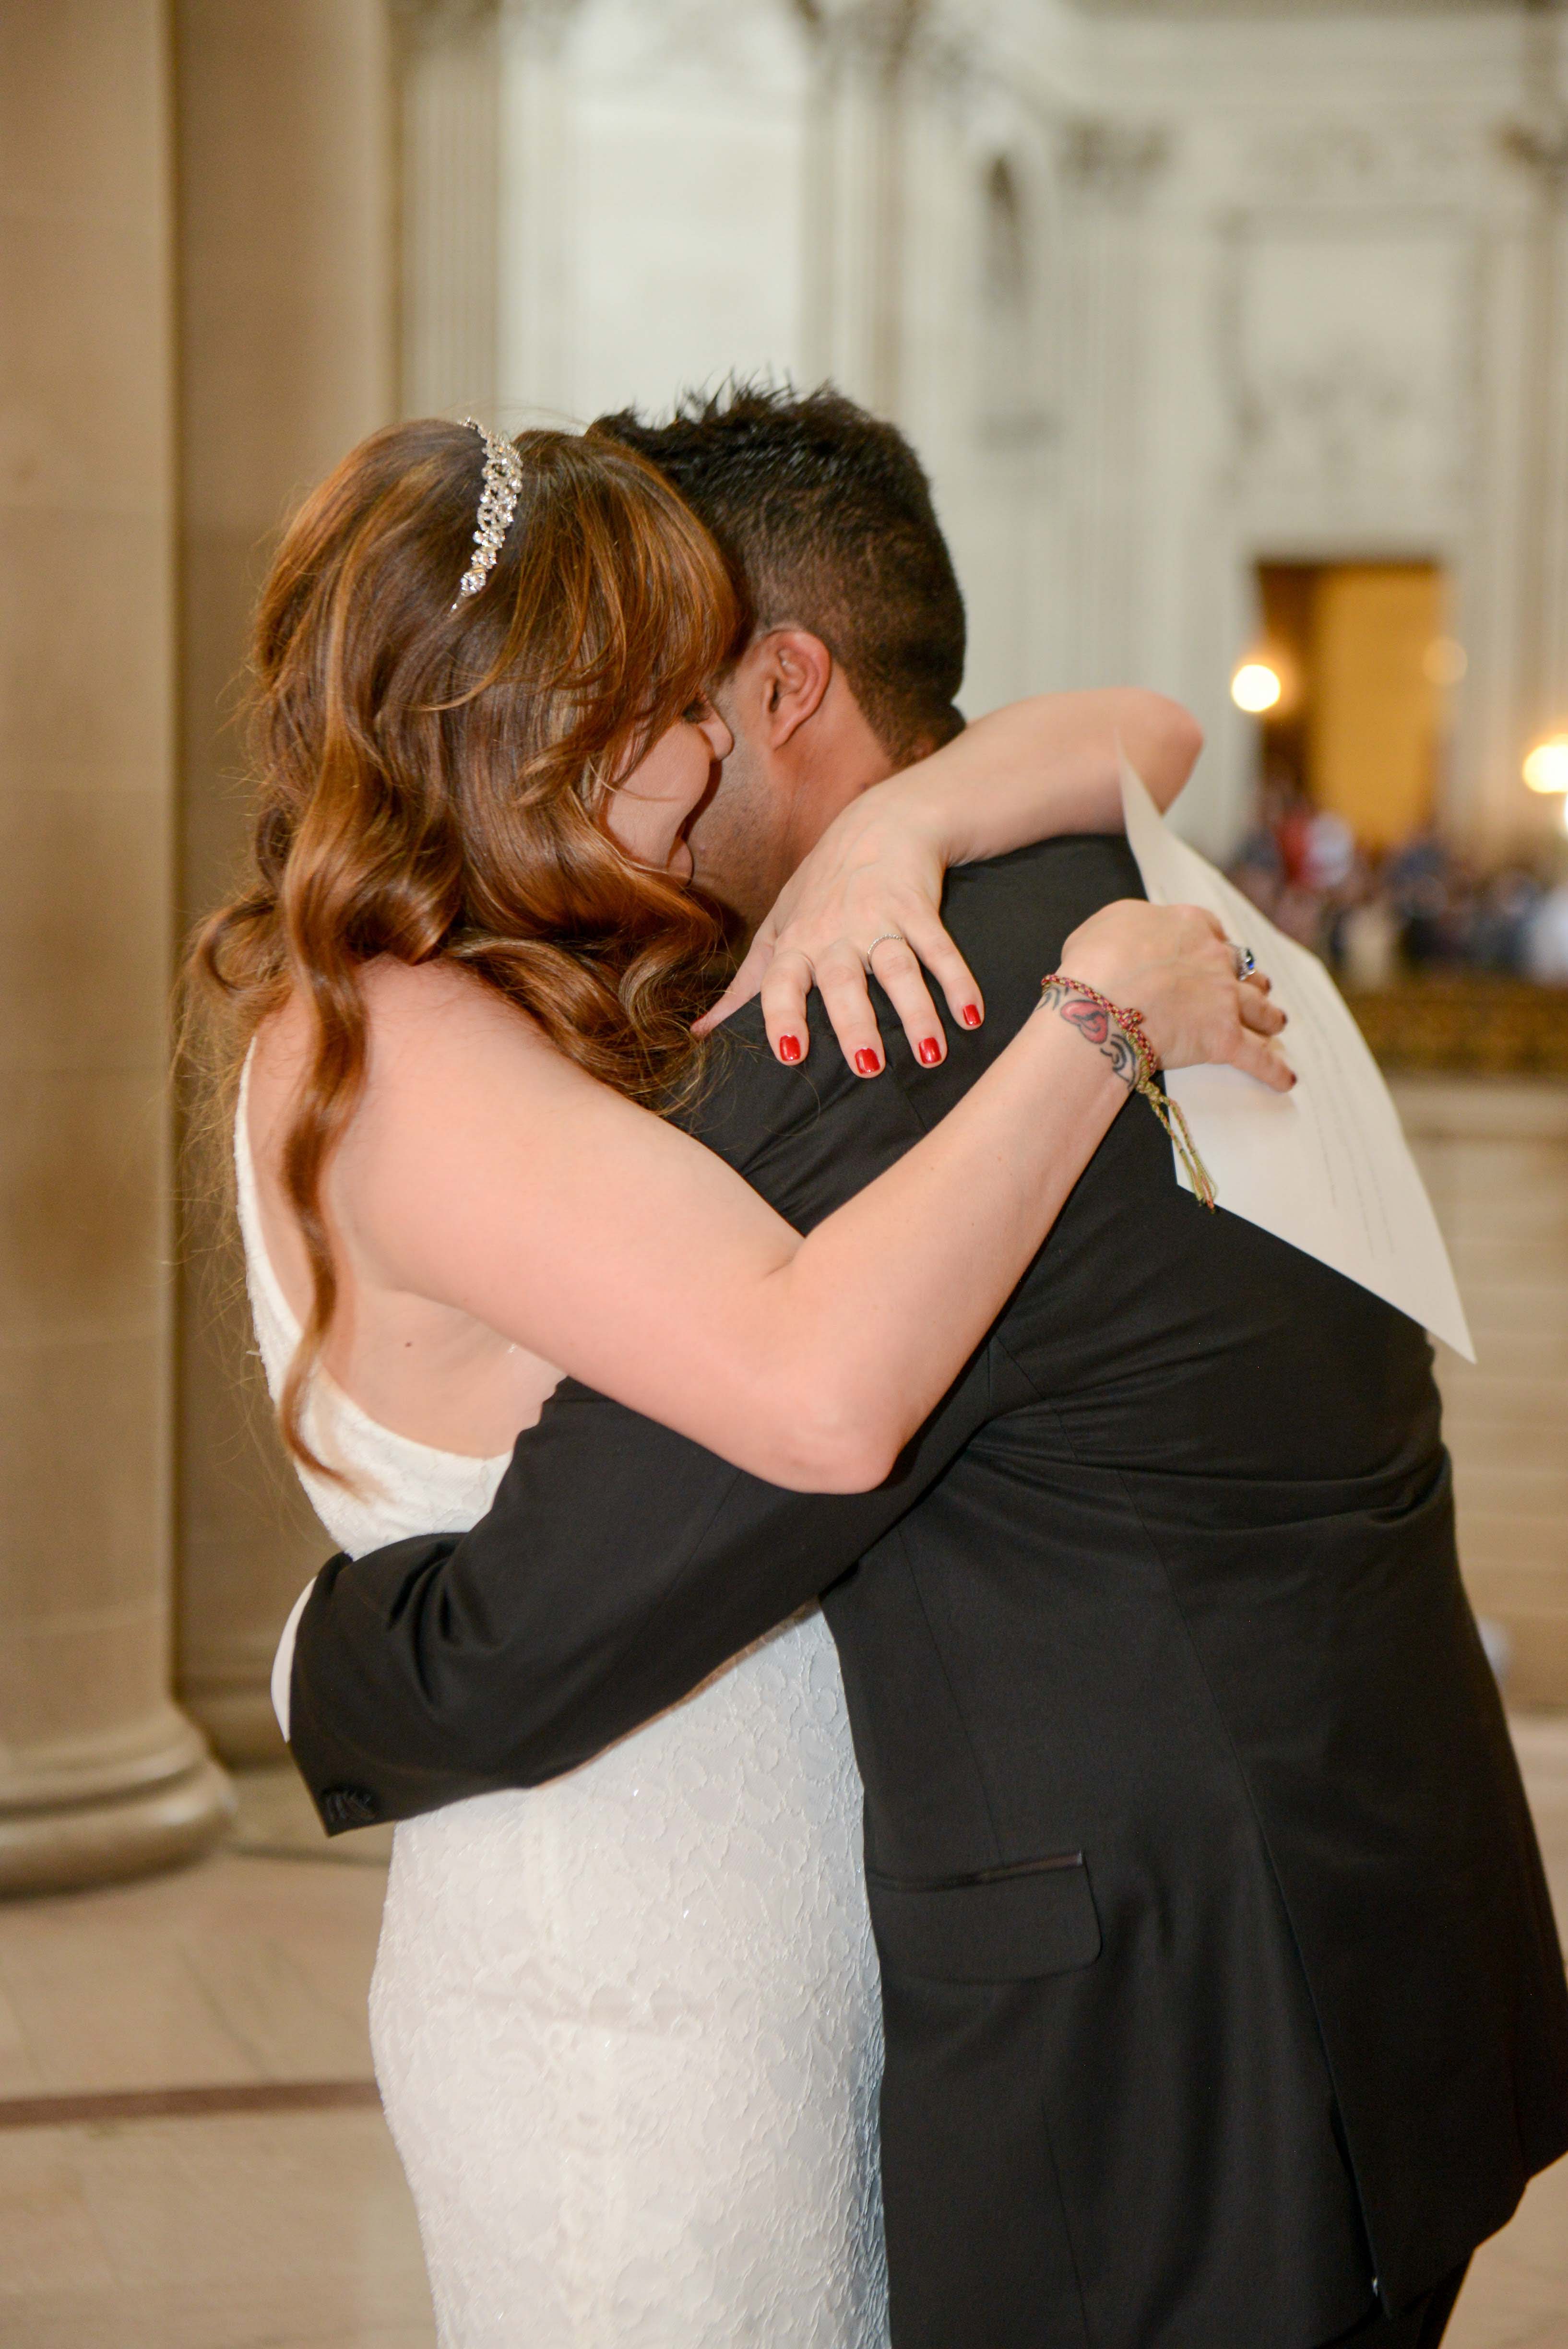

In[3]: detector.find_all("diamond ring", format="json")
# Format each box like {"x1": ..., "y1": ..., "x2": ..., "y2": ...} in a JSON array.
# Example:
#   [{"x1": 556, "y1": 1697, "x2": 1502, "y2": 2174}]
[
  {"x1": 1230, "y1": 942, "x2": 1258, "y2": 981},
  {"x1": 866, "y1": 932, "x2": 906, "y2": 968}
]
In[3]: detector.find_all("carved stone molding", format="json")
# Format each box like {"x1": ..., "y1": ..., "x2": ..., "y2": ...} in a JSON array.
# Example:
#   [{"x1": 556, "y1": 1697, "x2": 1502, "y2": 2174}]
[
  {"x1": 390, "y1": 0, "x2": 499, "y2": 50},
  {"x1": 1058, "y1": 116, "x2": 1171, "y2": 202},
  {"x1": 392, "y1": 0, "x2": 583, "y2": 68},
  {"x1": 1500, "y1": 118, "x2": 1568, "y2": 202},
  {"x1": 499, "y1": 0, "x2": 584, "y2": 51},
  {"x1": 1213, "y1": 197, "x2": 1469, "y2": 520},
  {"x1": 789, "y1": 0, "x2": 990, "y2": 94},
  {"x1": 1237, "y1": 120, "x2": 1478, "y2": 206},
  {"x1": 1237, "y1": 348, "x2": 1444, "y2": 495},
  {"x1": 1498, "y1": 0, "x2": 1568, "y2": 203},
  {"x1": 790, "y1": 0, "x2": 922, "y2": 69}
]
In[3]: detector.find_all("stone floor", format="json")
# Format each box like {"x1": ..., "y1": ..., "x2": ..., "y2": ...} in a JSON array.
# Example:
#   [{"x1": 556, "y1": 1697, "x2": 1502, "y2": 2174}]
[
  {"x1": 0, "y1": 1772, "x2": 424, "y2": 2349},
  {"x1": 1450, "y1": 1716, "x2": 1568, "y2": 2349},
  {"x1": 0, "y1": 1727, "x2": 1562, "y2": 2348}
]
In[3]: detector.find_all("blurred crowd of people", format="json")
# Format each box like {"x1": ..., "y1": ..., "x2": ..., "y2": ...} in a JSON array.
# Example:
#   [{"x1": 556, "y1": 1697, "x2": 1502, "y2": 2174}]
[{"x1": 1228, "y1": 783, "x2": 1568, "y2": 989}]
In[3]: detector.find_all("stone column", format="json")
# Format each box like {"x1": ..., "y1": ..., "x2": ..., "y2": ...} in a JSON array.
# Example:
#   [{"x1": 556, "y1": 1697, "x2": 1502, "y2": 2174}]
[
  {"x1": 496, "y1": 0, "x2": 582, "y2": 422},
  {"x1": 797, "y1": 0, "x2": 926, "y2": 417},
  {"x1": 1461, "y1": 14, "x2": 1568, "y2": 855},
  {"x1": 1505, "y1": 22, "x2": 1568, "y2": 767},
  {"x1": 0, "y1": 0, "x2": 231, "y2": 1890},
  {"x1": 1053, "y1": 117, "x2": 1170, "y2": 693},
  {"x1": 396, "y1": 0, "x2": 502, "y2": 419},
  {"x1": 175, "y1": 0, "x2": 396, "y2": 1762}
]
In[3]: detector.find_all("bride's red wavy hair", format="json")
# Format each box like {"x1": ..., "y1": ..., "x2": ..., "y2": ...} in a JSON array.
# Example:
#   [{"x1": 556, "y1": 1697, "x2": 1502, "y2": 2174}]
[{"x1": 189, "y1": 419, "x2": 741, "y2": 1479}]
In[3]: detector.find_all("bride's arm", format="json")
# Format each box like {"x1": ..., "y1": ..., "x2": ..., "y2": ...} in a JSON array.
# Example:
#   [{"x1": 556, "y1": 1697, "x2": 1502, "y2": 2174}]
[
  {"x1": 697, "y1": 691, "x2": 1202, "y2": 1062},
  {"x1": 876, "y1": 688, "x2": 1202, "y2": 862},
  {"x1": 345, "y1": 901, "x2": 1287, "y2": 1499}
]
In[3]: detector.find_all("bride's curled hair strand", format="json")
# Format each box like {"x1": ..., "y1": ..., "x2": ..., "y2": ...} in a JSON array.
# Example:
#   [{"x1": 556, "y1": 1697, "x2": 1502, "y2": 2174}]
[{"x1": 187, "y1": 419, "x2": 742, "y2": 1481}]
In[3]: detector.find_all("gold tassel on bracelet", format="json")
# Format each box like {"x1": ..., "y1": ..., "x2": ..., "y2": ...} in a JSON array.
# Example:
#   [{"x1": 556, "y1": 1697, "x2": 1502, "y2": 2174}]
[{"x1": 1134, "y1": 1077, "x2": 1216, "y2": 1210}]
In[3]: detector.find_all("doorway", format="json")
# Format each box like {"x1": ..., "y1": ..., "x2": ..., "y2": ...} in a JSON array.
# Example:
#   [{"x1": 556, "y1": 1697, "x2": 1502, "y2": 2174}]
[{"x1": 1253, "y1": 560, "x2": 1451, "y2": 853}]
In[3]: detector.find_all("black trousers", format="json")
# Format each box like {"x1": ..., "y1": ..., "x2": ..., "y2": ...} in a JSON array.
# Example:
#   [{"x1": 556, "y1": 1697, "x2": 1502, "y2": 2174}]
[{"x1": 1325, "y1": 2262, "x2": 1471, "y2": 2349}]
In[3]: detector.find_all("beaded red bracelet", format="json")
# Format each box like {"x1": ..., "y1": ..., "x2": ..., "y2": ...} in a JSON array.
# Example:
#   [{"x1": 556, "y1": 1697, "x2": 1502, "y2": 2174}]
[
  {"x1": 1039, "y1": 971, "x2": 1216, "y2": 1210},
  {"x1": 1038, "y1": 974, "x2": 1158, "y2": 1081}
]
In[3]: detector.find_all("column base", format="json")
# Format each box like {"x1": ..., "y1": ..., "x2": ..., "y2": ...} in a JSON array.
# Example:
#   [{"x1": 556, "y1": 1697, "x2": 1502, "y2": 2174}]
[
  {"x1": 0, "y1": 1752, "x2": 234, "y2": 1899},
  {"x1": 183, "y1": 1681, "x2": 286, "y2": 1769}
]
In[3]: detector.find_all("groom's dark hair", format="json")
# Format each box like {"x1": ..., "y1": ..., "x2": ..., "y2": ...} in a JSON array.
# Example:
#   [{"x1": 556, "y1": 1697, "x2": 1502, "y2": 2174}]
[{"x1": 590, "y1": 380, "x2": 966, "y2": 767}]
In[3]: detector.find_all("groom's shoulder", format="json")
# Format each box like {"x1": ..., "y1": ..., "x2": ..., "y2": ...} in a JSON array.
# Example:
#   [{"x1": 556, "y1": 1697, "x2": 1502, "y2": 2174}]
[
  {"x1": 911, "y1": 833, "x2": 1149, "y2": 1072},
  {"x1": 941, "y1": 833, "x2": 1146, "y2": 997}
]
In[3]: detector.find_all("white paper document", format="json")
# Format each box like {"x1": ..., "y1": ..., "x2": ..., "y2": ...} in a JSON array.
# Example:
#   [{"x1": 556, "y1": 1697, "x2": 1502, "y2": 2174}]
[{"x1": 1119, "y1": 758, "x2": 1474, "y2": 1360}]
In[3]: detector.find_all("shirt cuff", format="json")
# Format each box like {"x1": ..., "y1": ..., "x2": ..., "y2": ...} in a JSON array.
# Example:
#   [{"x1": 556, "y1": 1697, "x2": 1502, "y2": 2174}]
[{"x1": 271, "y1": 1578, "x2": 317, "y2": 1744}]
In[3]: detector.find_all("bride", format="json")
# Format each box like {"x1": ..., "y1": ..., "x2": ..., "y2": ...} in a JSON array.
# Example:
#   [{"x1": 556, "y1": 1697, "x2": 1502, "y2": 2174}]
[{"x1": 192, "y1": 417, "x2": 1289, "y2": 2346}]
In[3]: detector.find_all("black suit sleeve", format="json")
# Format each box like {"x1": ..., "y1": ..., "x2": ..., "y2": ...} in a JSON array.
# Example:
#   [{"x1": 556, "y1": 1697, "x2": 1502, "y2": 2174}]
[
  {"x1": 286, "y1": 994, "x2": 1000, "y2": 1830},
  {"x1": 286, "y1": 1354, "x2": 997, "y2": 1827}
]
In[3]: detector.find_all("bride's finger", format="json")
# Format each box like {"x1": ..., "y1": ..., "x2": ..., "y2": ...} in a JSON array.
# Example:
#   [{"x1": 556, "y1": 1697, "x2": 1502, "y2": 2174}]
[
  {"x1": 1237, "y1": 983, "x2": 1287, "y2": 1036},
  {"x1": 694, "y1": 932, "x2": 775, "y2": 1035},
  {"x1": 1227, "y1": 1025, "x2": 1296, "y2": 1093},
  {"x1": 899, "y1": 908, "x2": 984, "y2": 1033},
  {"x1": 811, "y1": 941, "x2": 891, "y2": 1076},
  {"x1": 757, "y1": 948, "x2": 816, "y2": 1065},
  {"x1": 864, "y1": 935, "x2": 948, "y2": 1068}
]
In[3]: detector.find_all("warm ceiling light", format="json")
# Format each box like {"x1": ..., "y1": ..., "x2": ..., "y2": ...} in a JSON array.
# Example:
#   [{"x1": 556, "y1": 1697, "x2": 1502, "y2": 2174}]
[
  {"x1": 1231, "y1": 662, "x2": 1282, "y2": 715},
  {"x1": 1424, "y1": 636, "x2": 1468, "y2": 687},
  {"x1": 1523, "y1": 736, "x2": 1568, "y2": 794}
]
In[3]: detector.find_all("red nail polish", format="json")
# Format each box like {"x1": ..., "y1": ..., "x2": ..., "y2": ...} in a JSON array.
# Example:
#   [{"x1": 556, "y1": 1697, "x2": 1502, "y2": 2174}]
[
  {"x1": 918, "y1": 1037, "x2": 940, "y2": 1066},
  {"x1": 855, "y1": 1048, "x2": 881, "y2": 1076},
  {"x1": 778, "y1": 1034, "x2": 802, "y2": 1064},
  {"x1": 962, "y1": 1004, "x2": 982, "y2": 1029}
]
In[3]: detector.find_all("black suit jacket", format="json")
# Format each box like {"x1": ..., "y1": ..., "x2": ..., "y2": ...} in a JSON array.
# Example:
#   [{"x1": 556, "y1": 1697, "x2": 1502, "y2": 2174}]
[{"x1": 289, "y1": 838, "x2": 1568, "y2": 2349}]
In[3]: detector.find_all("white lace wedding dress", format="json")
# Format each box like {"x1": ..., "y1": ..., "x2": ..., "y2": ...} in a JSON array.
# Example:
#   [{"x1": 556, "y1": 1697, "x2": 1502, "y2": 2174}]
[{"x1": 237, "y1": 1063, "x2": 890, "y2": 2347}]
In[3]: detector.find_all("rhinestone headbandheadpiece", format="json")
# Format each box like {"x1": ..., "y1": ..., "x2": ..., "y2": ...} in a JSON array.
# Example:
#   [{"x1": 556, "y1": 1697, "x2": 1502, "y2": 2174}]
[{"x1": 451, "y1": 419, "x2": 523, "y2": 609}]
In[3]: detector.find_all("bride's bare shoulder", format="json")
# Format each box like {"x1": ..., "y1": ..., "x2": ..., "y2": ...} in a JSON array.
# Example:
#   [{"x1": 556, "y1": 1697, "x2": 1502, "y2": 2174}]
[
  {"x1": 251, "y1": 959, "x2": 569, "y2": 1129},
  {"x1": 364, "y1": 956, "x2": 546, "y2": 1050},
  {"x1": 365, "y1": 960, "x2": 579, "y2": 1120}
]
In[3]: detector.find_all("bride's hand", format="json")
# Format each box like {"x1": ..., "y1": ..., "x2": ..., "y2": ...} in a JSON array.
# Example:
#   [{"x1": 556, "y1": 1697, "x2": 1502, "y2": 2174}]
[
  {"x1": 1058, "y1": 900, "x2": 1294, "y2": 1092},
  {"x1": 692, "y1": 797, "x2": 983, "y2": 1075}
]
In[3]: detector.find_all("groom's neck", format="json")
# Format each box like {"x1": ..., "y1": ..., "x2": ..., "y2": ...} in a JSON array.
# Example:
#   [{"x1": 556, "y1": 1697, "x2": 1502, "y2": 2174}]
[
  {"x1": 773, "y1": 688, "x2": 920, "y2": 869},
  {"x1": 781, "y1": 752, "x2": 893, "y2": 869}
]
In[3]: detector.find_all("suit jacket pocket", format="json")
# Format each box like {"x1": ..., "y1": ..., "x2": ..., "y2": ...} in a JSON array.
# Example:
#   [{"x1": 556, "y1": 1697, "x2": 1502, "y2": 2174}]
[{"x1": 865, "y1": 1851, "x2": 1102, "y2": 1983}]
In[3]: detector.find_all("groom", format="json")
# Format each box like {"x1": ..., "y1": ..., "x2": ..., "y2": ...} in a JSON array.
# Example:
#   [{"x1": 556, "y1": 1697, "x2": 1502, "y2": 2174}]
[{"x1": 282, "y1": 385, "x2": 1568, "y2": 2348}]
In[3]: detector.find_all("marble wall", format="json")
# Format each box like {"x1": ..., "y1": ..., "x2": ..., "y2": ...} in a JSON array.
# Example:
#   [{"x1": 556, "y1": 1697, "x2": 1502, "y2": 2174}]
[
  {"x1": 399, "y1": 0, "x2": 1568, "y2": 866},
  {"x1": 1022, "y1": 2, "x2": 1568, "y2": 865}
]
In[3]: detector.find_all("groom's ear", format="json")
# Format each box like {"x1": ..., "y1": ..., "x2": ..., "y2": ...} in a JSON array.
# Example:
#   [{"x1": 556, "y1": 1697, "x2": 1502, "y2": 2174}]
[{"x1": 755, "y1": 629, "x2": 833, "y2": 748}]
